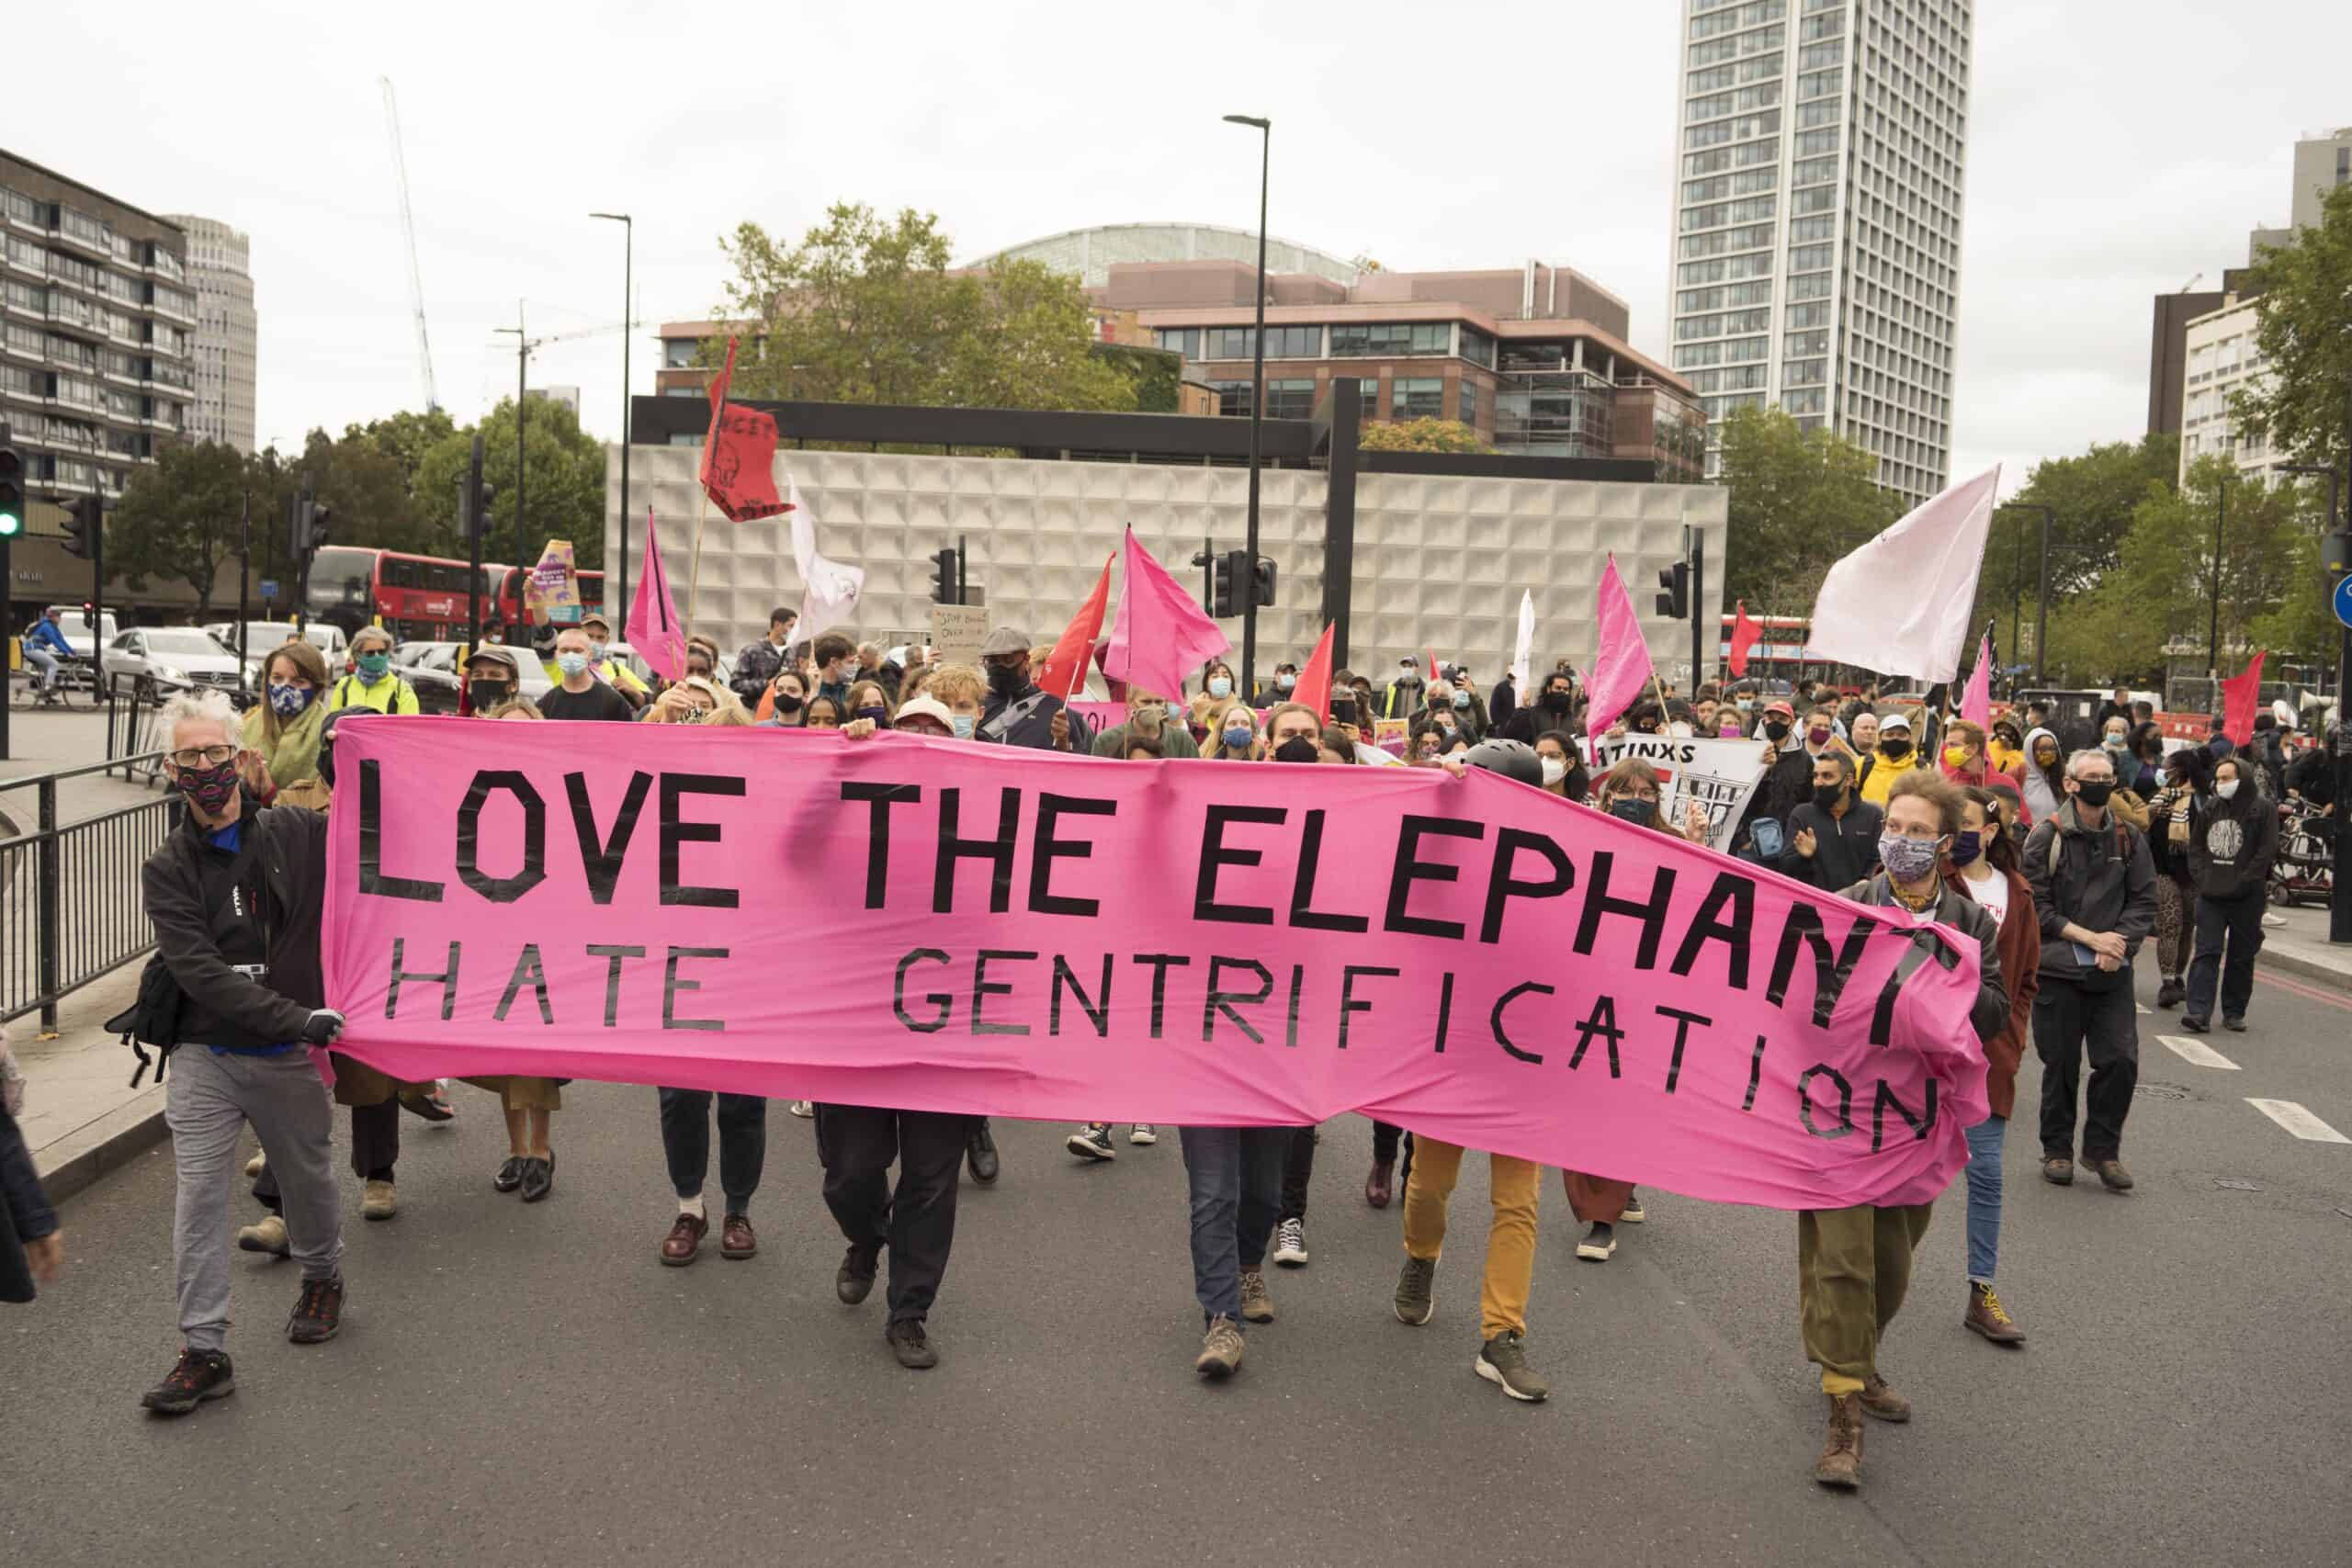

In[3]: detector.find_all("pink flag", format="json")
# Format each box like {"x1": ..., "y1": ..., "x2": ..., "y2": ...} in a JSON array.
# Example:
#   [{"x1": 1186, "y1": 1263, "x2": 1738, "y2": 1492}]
[
  {"x1": 1103, "y1": 526, "x2": 1230, "y2": 704},
  {"x1": 626, "y1": 509, "x2": 685, "y2": 682},
  {"x1": 1961, "y1": 629, "x2": 1993, "y2": 729},
  {"x1": 1585, "y1": 556, "x2": 1654, "y2": 735}
]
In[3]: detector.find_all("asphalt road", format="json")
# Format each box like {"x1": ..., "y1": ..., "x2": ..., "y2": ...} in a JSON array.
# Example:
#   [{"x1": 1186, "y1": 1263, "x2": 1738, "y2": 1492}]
[{"x1": 6, "y1": 962, "x2": 2349, "y2": 1568}]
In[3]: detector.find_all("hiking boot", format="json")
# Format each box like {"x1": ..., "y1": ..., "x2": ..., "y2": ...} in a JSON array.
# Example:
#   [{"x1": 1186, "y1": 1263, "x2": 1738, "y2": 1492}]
[
  {"x1": 1129, "y1": 1122, "x2": 1159, "y2": 1145},
  {"x1": 1363, "y1": 1159, "x2": 1395, "y2": 1209},
  {"x1": 361, "y1": 1179, "x2": 397, "y2": 1221},
  {"x1": 2086, "y1": 1156, "x2": 2134, "y2": 1191},
  {"x1": 1066, "y1": 1123, "x2": 1116, "y2": 1161},
  {"x1": 966, "y1": 1120, "x2": 999, "y2": 1184},
  {"x1": 1238, "y1": 1268, "x2": 1275, "y2": 1323},
  {"x1": 1966, "y1": 1282, "x2": 2027, "y2": 1345},
  {"x1": 1858, "y1": 1371, "x2": 1910, "y2": 1423},
  {"x1": 2182, "y1": 1013, "x2": 2211, "y2": 1033},
  {"x1": 836, "y1": 1244, "x2": 878, "y2": 1305},
  {"x1": 1475, "y1": 1330, "x2": 1550, "y2": 1402},
  {"x1": 1814, "y1": 1393, "x2": 1864, "y2": 1489},
  {"x1": 287, "y1": 1274, "x2": 345, "y2": 1345},
  {"x1": 2041, "y1": 1156, "x2": 2074, "y2": 1186},
  {"x1": 1272, "y1": 1217, "x2": 1308, "y2": 1267},
  {"x1": 886, "y1": 1319, "x2": 939, "y2": 1370},
  {"x1": 243, "y1": 1147, "x2": 266, "y2": 1179},
  {"x1": 1576, "y1": 1221, "x2": 1617, "y2": 1262},
  {"x1": 2155, "y1": 978, "x2": 2185, "y2": 1010},
  {"x1": 1194, "y1": 1314, "x2": 1245, "y2": 1379},
  {"x1": 1393, "y1": 1254, "x2": 1437, "y2": 1325},
  {"x1": 141, "y1": 1348, "x2": 234, "y2": 1416},
  {"x1": 1618, "y1": 1190, "x2": 1645, "y2": 1224},
  {"x1": 235, "y1": 1213, "x2": 289, "y2": 1258}
]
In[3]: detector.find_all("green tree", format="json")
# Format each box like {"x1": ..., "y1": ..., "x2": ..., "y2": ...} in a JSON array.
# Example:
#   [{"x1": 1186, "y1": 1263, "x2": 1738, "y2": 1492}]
[
  {"x1": 1356, "y1": 417, "x2": 1495, "y2": 454},
  {"x1": 107, "y1": 440, "x2": 249, "y2": 618},
  {"x1": 2233, "y1": 181, "x2": 2352, "y2": 477},
  {"x1": 297, "y1": 427, "x2": 443, "y2": 558},
  {"x1": 413, "y1": 397, "x2": 606, "y2": 572},
  {"x1": 710, "y1": 202, "x2": 1136, "y2": 414},
  {"x1": 1966, "y1": 432, "x2": 2179, "y2": 667},
  {"x1": 1713, "y1": 406, "x2": 1896, "y2": 614},
  {"x1": 344, "y1": 407, "x2": 458, "y2": 491}
]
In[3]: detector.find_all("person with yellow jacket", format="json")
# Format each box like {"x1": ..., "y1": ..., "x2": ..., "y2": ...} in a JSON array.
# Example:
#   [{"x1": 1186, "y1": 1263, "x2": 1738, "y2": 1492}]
[
  {"x1": 1855, "y1": 712, "x2": 1935, "y2": 808},
  {"x1": 326, "y1": 626, "x2": 421, "y2": 716}
]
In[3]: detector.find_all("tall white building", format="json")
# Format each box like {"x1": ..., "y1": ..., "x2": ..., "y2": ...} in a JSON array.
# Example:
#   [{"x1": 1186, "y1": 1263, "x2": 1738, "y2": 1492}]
[
  {"x1": 1667, "y1": 0, "x2": 1973, "y2": 507},
  {"x1": 163, "y1": 214, "x2": 255, "y2": 452}
]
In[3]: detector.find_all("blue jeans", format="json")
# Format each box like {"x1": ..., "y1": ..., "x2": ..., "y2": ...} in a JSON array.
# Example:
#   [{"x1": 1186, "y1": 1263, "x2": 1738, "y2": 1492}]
[
  {"x1": 1962, "y1": 1114, "x2": 2005, "y2": 1285},
  {"x1": 1178, "y1": 1125, "x2": 1288, "y2": 1325}
]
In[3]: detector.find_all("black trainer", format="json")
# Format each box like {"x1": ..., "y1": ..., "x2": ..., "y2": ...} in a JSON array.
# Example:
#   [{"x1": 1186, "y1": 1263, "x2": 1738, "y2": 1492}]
[
  {"x1": 887, "y1": 1319, "x2": 939, "y2": 1370},
  {"x1": 837, "y1": 1244, "x2": 878, "y2": 1305},
  {"x1": 287, "y1": 1275, "x2": 345, "y2": 1344},
  {"x1": 141, "y1": 1348, "x2": 235, "y2": 1416}
]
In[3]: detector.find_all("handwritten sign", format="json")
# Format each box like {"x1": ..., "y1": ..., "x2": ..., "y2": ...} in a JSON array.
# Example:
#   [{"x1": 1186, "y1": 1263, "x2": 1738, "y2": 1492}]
[{"x1": 929, "y1": 604, "x2": 989, "y2": 666}]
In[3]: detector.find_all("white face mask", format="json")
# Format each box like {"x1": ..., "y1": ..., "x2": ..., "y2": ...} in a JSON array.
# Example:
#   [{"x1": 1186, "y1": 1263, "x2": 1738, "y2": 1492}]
[
  {"x1": 2216, "y1": 779, "x2": 2241, "y2": 800},
  {"x1": 1540, "y1": 756, "x2": 1567, "y2": 786}
]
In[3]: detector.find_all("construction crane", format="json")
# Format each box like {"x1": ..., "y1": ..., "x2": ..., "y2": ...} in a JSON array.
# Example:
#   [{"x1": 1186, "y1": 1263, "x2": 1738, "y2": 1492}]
[{"x1": 380, "y1": 76, "x2": 438, "y2": 412}]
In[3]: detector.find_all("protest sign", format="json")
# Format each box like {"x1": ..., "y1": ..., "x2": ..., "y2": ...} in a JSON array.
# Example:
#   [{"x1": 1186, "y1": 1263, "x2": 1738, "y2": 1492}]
[
  {"x1": 324, "y1": 719, "x2": 1988, "y2": 1212},
  {"x1": 1585, "y1": 732, "x2": 1772, "y2": 852},
  {"x1": 524, "y1": 540, "x2": 582, "y2": 626},
  {"x1": 929, "y1": 604, "x2": 989, "y2": 666},
  {"x1": 1373, "y1": 718, "x2": 1409, "y2": 759}
]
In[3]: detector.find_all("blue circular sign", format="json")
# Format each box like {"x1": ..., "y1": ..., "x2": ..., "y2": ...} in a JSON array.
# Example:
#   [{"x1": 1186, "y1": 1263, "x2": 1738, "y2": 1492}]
[{"x1": 2335, "y1": 573, "x2": 2352, "y2": 631}]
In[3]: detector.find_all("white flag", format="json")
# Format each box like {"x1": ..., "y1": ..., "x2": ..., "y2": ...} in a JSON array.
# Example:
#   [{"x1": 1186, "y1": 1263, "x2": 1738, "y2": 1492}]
[
  {"x1": 1512, "y1": 590, "x2": 1535, "y2": 687},
  {"x1": 787, "y1": 479, "x2": 864, "y2": 644},
  {"x1": 1804, "y1": 466, "x2": 2002, "y2": 683}
]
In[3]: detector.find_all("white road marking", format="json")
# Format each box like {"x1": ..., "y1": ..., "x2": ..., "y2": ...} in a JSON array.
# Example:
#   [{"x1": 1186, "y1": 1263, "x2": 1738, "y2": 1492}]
[
  {"x1": 2135, "y1": 1002, "x2": 2152, "y2": 1014},
  {"x1": 2157, "y1": 1034, "x2": 2240, "y2": 1070},
  {"x1": 2246, "y1": 1100, "x2": 2352, "y2": 1144}
]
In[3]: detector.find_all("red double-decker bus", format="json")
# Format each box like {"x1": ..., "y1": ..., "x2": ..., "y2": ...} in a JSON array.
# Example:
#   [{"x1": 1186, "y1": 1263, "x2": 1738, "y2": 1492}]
[{"x1": 302, "y1": 547, "x2": 501, "y2": 644}]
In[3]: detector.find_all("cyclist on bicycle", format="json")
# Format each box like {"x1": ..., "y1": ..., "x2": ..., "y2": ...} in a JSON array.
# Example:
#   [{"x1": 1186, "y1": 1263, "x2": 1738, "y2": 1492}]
[{"x1": 23, "y1": 608, "x2": 74, "y2": 699}]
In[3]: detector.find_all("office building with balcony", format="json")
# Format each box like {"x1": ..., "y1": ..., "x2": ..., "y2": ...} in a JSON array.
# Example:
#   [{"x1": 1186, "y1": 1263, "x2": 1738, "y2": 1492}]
[
  {"x1": 0, "y1": 152, "x2": 195, "y2": 513},
  {"x1": 657, "y1": 227, "x2": 1703, "y2": 479},
  {"x1": 161, "y1": 213, "x2": 255, "y2": 453},
  {"x1": 1666, "y1": 0, "x2": 1974, "y2": 507}
]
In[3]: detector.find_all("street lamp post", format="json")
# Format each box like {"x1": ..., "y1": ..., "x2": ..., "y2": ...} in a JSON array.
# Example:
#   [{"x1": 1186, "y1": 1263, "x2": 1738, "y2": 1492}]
[
  {"x1": 1224, "y1": 112, "x2": 1271, "y2": 699},
  {"x1": 591, "y1": 213, "x2": 632, "y2": 619},
  {"x1": 1996, "y1": 502, "x2": 2053, "y2": 687}
]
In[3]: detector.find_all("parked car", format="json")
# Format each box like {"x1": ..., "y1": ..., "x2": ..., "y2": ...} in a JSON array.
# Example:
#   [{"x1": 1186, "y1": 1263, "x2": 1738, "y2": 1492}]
[
  {"x1": 100, "y1": 626, "x2": 245, "y2": 699},
  {"x1": 393, "y1": 639, "x2": 551, "y2": 712}
]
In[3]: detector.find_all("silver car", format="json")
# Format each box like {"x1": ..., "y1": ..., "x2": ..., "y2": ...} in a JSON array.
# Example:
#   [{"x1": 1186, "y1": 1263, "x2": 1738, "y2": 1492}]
[{"x1": 100, "y1": 626, "x2": 245, "y2": 698}]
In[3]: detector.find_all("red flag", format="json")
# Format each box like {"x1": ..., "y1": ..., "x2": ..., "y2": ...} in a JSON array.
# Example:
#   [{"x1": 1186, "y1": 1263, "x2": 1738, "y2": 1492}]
[
  {"x1": 1294, "y1": 622, "x2": 1337, "y2": 720},
  {"x1": 1426, "y1": 648, "x2": 1440, "y2": 683},
  {"x1": 2222, "y1": 650, "x2": 2267, "y2": 745},
  {"x1": 1728, "y1": 600, "x2": 1761, "y2": 678},
  {"x1": 1039, "y1": 555, "x2": 1113, "y2": 700},
  {"x1": 698, "y1": 337, "x2": 790, "y2": 523}
]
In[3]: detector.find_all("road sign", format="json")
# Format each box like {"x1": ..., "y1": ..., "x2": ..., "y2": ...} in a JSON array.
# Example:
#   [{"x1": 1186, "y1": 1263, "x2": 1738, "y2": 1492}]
[
  {"x1": 259, "y1": 578, "x2": 279, "y2": 600},
  {"x1": 2333, "y1": 574, "x2": 2352, "y2": 631}
]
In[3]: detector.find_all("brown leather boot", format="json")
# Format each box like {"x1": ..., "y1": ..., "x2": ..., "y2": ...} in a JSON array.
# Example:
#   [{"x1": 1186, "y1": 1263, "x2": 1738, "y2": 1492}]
[
  {"x1": 1965, "y1": 1282, "x2": 2027, "y2": 1344},
  {"x1": 1858, "y1": 1371, "x2": 1911, "y2": 1423},
  {"x1": 1814, "y1": 1393, "x2": 1863, "y2": 1489},
  {"x1": 1363, "y1": 1160, "x2": 1395, "y2": 1209}
]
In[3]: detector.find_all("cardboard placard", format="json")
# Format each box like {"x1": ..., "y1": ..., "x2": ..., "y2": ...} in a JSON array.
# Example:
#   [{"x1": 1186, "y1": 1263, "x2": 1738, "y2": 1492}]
[{"x1": 929, "y1": 604, "x2": 989, "y2": 666}]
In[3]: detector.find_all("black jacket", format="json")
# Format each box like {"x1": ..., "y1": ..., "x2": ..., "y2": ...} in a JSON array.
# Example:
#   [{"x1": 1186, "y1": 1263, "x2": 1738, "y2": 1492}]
[
  {"x1": 1757, "y1": 742, "x2": 1820, "y2": 827},
  {"x1": 1502, "y1": 694, "x2": 1577, "y2": 744},
  {"x1": 1487, "y1": 679, "x2": 1516, "y2": 731},
  {"x1": 1, "y1": 1101, "x2": 57, "y2": 1303},
  {"x1": 2188, "y1": 787, "x2": 2278, "y2": 901},
  {"x1": 1837, "y1": 874, "x2": 2009, "y2": 1046},
  {"x1": 1777, "y1": 796, "x2": 1883, "y2": 891},
  {"x1": 141, "y1": 795, "x2": 328, "y2": 1048},
  {"x1": 979, "y1": 684, "x2": 1090, "y2": 752},
  {"x1": 2287, "y1": 742, "x2": 2337, "y2": 808},
  {"x1": 2023, "y1": 799, "x2": 2157, "y2": 981}
]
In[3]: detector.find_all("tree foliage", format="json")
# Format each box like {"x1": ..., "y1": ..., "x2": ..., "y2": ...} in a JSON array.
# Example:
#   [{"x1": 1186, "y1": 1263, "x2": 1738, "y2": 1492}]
[
  {"x1": 107, "y1": 441, "x2": 252, "y2": 618},
  {"x1": 1357, "y1": 417, "x2": 1495, "y2": 454},
  {"x1": 709, "y1": 202, "x2": 1136, "y2": 414},
  {"x1": 1713, "y1": 406, "x2": 1896, "y2": 614},
  {"x1": 2233, "y1": 181, "x2": 2352, "y2": 477},
  {"x1": 412, "y1": 396, "x2": 607, "y2": 571}
]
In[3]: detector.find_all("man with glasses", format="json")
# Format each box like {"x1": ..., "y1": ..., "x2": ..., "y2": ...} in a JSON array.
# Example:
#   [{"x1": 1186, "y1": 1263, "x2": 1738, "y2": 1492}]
[
  {"x1": 1804, "y1": 771, "x2": 2008, "y2": 1490},
  {"x1": 2024, "y1": 747, "x2": 2156, "y2": 1192},
  {"x1": 138, "y1": 691, "x2": 350, "y2": 1416}
]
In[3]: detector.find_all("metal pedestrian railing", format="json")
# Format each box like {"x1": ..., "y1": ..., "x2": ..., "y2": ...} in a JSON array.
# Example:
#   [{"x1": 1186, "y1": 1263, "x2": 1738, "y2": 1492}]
[{"x1": 1, "y1": 752, "x2": 175, "y2": 1031}]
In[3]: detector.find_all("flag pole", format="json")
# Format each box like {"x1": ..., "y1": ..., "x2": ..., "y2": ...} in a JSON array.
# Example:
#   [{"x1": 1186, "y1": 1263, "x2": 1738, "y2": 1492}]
[{"x1": 685, "y1": 485, "x2": 711, "y2": 626}]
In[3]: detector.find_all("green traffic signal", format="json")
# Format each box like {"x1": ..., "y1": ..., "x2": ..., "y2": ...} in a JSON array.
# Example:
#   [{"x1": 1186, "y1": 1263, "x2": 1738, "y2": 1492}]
[{"x1": 0, "y1": 510, "x2": 20, "y2": 538}]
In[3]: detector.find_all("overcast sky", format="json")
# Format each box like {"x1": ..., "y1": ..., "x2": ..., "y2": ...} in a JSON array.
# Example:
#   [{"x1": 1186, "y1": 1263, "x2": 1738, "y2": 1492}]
[{"x1": 17, "y1": 0, "x2": 2350, "y2": 493}]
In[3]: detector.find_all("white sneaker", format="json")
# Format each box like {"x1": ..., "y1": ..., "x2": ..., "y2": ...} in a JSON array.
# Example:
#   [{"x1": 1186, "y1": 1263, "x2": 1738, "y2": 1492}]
[
  {"x1": 788, "y1": 1100, "x2": 815, "y2": 1119},
  {"x1": 1272, "y1": 1216, "x2": 1308, "y2": 1268},
  {"x1": 1128, "y1": 1123, "x2": 1158, "y2": 1145}
]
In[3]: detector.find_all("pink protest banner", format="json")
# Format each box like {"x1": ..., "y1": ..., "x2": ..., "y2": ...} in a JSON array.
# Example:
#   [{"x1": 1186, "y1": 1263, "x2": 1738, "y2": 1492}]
[{"x1": 323, "y1": 719, "x2": 1989, "y2": 1211}]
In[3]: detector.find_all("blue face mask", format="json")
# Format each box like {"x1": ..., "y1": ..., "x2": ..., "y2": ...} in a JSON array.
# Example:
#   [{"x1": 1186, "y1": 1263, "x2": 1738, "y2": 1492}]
[
  {"x1": 1277, "y1": 673, "x2": 1295, "y2": 691},
  {"x1": 267, "y1": 682, "x2": 313, "y2": 716},
  {"x1": 1208, "y1": 677, "x2": 1233, "y2": 699},
  {"x1": 1222, "y1": 728, "x2": 1253, "y2": 750},
  {"x1": 1452, "y1": 690, "x2": 1471, "y2": 708},
  {"x1": 588, "y1": 641, "x2": 608, "y2": 664},
  {"x1": 950, "y1": 715, "x2": 976, "y2": 740},
  {"x1": 556, "y1": 652, "x2": 590, "y2": 678}
]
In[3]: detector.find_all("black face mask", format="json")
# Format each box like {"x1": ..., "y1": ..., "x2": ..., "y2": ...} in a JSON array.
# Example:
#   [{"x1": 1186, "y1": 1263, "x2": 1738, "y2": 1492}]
[
  {"x1": 2074, "y1": 779, "x2": 2116, "y2": 807},
  {"x1": 1813, "y1": 783, "x2": 1845, "y2": 812},
  {"x1": 1272, "y1": 737, "x2": 1319, "y2": 764},
  {"x1": 1879, "y1": 739, "x2": 1910, "y2": 758},
  {"x1": 1763, "y1": 720, "x2": 1790, "y2": 741},
  {"x1": 1606, "y1": 798, "x2": 1653, "y2": 826},
  {"x1": 1541, "y1": 691, "x2": 1571, "y2": 712},
  {"x1": 987, "y1": 662, "x2": 1023, "y2": 699},
  {"x1": 469, "y1": 680, "x2": 512, "y2": 710},
  {"x1": 773, "y1": 693, "x2": 804, "y2": 715}
]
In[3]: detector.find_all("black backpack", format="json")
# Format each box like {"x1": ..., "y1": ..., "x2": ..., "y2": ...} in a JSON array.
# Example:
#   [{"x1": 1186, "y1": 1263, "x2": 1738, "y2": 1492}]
[{"x1": 107, "y1": 953, "x2": 186, "y2": 1089}]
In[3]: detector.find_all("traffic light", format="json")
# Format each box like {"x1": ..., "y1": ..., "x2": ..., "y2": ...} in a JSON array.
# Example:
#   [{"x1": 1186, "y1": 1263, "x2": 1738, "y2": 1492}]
[
  {"x1": 61, "y1": 494, "x2": 104, "y2": 560},
  {"x1": 1212, "y1": 550, "x2": 1242, "y2": 617},
  {"x1": 932, "y1": 546, "x2": 960, "y2": 604},
  {"x1": 1250, "y1": 555, "x2": 1277, "y2": 609},
  {"x1": 464, "y1": 431, "x2": 492, "y2": 545},
  {"x1": 1656, "y1": 560, "x2": 1689, "y2": 620},
  {"x1": 288, "y1": 492, "x2": 334, "y2": 558},
  {"x1": 0, "y1": 426, "x2": 21, "y2": 539}
]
